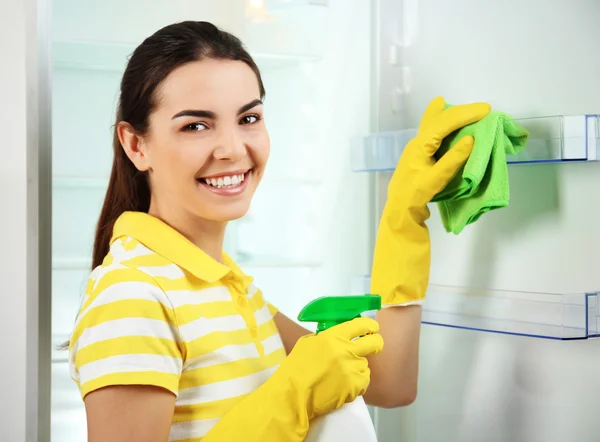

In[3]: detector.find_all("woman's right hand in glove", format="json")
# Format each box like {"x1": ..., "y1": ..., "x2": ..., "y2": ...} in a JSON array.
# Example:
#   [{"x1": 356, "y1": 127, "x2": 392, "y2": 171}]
[
  {"x1": 277, "y1": 316, "x2": 384, "y2": 419},
  {"x1": 201, "y1": 317, "x2": 384, "y2": 442}
]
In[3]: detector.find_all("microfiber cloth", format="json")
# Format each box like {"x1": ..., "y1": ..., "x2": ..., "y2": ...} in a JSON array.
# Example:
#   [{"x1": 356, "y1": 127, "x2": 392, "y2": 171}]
[{"x1": 431, "y1": 104, "x2": 529, "y2": 234}]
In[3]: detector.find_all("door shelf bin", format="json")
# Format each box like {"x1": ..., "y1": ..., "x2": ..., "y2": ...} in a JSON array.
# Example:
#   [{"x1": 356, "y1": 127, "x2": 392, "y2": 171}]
[
  {"x1": 352, "y1": 276, "x2": 600, "y2": 340},
  {"x1": 351, "y1": 114, "x2": 600, "y2": 172}
]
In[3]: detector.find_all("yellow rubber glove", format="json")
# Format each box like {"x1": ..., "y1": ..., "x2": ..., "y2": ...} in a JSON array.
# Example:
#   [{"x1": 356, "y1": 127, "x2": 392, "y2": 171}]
[
  {"x1": 202, "y1": 317, "x2": 383, "y2": 442},
  {"x1": 371, "y1": 97, "x2": 491, "y2": 305}
]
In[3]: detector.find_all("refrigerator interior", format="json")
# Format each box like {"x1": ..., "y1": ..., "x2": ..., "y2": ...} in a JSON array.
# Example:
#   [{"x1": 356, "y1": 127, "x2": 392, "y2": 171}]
[
  {"x1": 364, "y1": 0, "x2": 600, "y2": 441},
  {"x1": 50, "y1": 0, "x2": 373, "y2": 440}
]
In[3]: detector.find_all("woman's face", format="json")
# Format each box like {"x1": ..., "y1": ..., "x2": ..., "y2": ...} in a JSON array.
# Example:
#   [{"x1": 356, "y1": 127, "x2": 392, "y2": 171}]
[{"x1": 121, "y1": 58, "x2": 269, "y2": 223}]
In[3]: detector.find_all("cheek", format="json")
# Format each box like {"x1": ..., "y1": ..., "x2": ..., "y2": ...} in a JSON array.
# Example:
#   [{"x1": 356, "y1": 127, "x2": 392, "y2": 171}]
[
  {"x1": 250, "y1": 129, "x2": 270, "y2": 165},
  {"x1": 149, "y1": 136, "x2": 212, "y2": 181}
]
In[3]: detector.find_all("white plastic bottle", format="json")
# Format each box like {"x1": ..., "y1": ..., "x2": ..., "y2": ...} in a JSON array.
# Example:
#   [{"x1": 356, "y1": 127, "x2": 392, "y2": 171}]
[
  {"x1": 304, "y1": 396, "x2": 377, "y2": 442},
  {"x1": 297, "y1": 295, "x2": 381, "y2": 441}
]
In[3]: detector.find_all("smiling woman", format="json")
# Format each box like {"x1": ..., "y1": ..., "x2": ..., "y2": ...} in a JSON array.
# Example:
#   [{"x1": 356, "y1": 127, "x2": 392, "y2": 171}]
[
  {"x1": 68, "y1": 20, "x2": 384, "y2": 442},
  {"x1": 117, "y1": 57, "x2": 269, "y2": 239}
]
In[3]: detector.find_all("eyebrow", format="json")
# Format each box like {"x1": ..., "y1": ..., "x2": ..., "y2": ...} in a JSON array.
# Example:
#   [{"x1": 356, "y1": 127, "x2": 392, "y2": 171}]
[{"x1": 171, "y1": 99, "x2": 263, "y2": 120}]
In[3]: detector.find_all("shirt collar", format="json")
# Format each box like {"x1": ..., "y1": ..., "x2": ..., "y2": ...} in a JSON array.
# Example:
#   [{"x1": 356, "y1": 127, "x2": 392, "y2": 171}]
[{"x1": 111, "y1": 211, "x2": 247, "y2": 284}]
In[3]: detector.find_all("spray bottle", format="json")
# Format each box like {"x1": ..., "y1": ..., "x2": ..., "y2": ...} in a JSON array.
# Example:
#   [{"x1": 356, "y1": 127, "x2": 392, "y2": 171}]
[{"x1": 297, "y1": 294, "x2": 381, "y2": 442}]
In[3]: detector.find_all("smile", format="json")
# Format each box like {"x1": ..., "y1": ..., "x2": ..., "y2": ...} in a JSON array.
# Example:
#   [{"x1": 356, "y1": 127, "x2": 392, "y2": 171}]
[
  {"x1": 203, "y1": 172, "x2": 245, "y2": 189},
  {"x1": 196, "y1": 170, "x2": 251, "y2": 196}
]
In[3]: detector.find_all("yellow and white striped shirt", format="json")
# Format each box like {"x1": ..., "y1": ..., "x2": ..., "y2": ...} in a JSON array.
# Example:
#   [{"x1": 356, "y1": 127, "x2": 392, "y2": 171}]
[{"x1": 69, "y1": 211, "x2": 287, "y2": 441}]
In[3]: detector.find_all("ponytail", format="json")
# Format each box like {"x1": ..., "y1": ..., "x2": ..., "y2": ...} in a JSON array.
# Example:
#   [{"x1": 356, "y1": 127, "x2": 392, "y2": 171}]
[{"x1": 91, "y1": 121, "x2": 150, "y2": 269}]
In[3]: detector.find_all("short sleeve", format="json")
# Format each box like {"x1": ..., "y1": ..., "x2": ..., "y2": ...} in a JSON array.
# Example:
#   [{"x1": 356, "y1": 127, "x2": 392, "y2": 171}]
[{"x1": 69, "y1": 267, "x2": 182, "y2": 399}]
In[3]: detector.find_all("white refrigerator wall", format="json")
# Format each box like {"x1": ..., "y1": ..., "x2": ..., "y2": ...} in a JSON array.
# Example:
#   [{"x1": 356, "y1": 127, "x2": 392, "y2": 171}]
[
  {"x1": 374, "y1": 1, "x2": 600, "y2": 441},
  {"x1": 50, "y1": 1, "x2": 372, "y2": 440},
  {"x1": 0, "y1": 1, "x2": 33, "y2": 440}
]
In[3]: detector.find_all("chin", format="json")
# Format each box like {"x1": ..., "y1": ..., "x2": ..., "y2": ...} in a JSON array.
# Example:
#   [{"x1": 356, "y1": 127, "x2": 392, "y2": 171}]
[
  {"x1": 202, "y1": 202, "x2": 251, "y2": 223},
  {"x1": 220, "y1": 211, "x2": 248, "y2": 222}
]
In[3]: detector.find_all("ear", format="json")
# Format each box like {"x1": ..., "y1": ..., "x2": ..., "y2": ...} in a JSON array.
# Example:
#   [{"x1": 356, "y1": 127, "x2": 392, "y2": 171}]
[{"x1": 118, "y1": 121, "x2": 151, "y2": 172}]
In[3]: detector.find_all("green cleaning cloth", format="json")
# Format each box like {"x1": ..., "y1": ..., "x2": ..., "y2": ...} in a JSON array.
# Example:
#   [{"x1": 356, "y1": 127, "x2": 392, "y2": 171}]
[{"x1": 431, "y1": 105, "x2": 529, "y2": 234}]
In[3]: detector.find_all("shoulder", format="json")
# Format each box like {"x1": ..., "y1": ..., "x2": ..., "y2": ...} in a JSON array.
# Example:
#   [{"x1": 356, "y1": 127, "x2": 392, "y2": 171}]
[
  {"x1": 71, "y1": 238, "x2": 180, "y2": 343},
  {"x1": 69, "y1": 238, "x2": 184, "y2": 396},
  {"x1": 85, "y1": 234, "x2": 206, "y2": 301},
  {"x1": 82, "y1": 237, "x2": 171, "y2": 306},
  {"x1": 105, "y1": 236, "x2": 184, "y2": 280}
]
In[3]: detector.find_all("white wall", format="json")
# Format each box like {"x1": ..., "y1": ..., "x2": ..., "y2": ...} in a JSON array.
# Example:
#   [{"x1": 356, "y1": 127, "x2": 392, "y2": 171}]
[{"x1": 375, "y1": 1, "x2": 600, "y2": 441}]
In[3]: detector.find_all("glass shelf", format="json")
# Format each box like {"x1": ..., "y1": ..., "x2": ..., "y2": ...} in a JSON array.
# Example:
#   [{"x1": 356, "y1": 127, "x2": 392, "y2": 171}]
[
  {"x1": 52, "y1": 40, "x2": 321, "y2": 73},
  {"x1": 352, "y1": 276, "x2": 600, "y2": 340},
  {"x1": 351, "y1": 114, "x2": 600, "y2": 172},
  {"x1": 52, "y1": 255, "x2": 322, "y2": 270}
]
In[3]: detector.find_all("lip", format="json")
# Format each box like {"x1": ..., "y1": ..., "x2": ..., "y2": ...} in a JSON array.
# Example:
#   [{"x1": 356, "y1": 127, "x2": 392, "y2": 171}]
[
  {"x1": 197, "y1": 170, "x2": 251, "y2": 197},
  {"x1": 198, "y1": 168, "x2": 251, "y2": 179}
]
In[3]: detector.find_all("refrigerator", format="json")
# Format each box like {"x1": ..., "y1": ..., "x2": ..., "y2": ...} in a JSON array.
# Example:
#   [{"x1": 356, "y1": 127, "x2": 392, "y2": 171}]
[
  {"x1": 9, "y1": 0, "x2": 600, "y2": 441},
  {"x1": 364, "y1": 1, "x2": 600, "y2": 441}
]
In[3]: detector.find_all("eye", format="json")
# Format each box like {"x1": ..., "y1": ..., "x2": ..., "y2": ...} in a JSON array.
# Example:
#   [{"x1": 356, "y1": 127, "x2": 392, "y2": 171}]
[
  {"x1": 182, "y1": 122, "x2": 208, "y2": 132},
  {"x1": 240, "y1": 114, "x2": 261, "y2": 125}
]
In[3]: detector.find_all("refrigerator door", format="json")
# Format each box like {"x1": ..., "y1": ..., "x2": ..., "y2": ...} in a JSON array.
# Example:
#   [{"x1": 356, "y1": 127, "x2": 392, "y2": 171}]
[
  {"x1": 50, "y1": 1, "x2": 373, "y2": 440},
  {"x1": 369, "y1": 1, "x2": 600, "y2": 441}
]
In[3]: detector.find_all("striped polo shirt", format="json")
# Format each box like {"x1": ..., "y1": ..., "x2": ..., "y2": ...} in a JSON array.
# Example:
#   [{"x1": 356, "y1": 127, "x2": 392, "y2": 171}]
[{"x1": 68, "y1": 211, "x2": 287, "y2": 441}]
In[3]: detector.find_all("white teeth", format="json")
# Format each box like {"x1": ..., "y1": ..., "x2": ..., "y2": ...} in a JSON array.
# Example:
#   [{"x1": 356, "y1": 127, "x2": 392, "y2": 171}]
[{"x1": 202, "y1": 173, "x2": 247, "y2": 189}]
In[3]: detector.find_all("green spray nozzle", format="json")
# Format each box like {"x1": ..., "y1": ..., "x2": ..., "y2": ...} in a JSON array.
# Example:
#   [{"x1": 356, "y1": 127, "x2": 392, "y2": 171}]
[{"x1": 297, "y1": 294, "x2": 382, "y2": 333}]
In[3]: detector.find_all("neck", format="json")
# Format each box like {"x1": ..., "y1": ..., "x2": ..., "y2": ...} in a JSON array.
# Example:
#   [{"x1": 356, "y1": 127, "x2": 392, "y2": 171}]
[{"x1": 148, "y1": 202, "x2": 226, "y2": 263}]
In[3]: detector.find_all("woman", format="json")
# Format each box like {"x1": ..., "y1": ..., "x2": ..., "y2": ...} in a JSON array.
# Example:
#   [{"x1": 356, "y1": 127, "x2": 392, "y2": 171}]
[{"x1": 68, "y1": 20, "x2": 490, "y2": 442}]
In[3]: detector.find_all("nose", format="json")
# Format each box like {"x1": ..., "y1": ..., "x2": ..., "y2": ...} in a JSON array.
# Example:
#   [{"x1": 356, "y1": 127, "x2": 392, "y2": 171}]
[{"x1": 213, "y1": 127, "x2": 247, "y2": 162}]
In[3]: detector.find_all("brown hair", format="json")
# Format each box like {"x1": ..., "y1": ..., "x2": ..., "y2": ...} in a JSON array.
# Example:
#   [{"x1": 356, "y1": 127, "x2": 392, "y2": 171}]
[{"x1": 92, "y1": 21, "x2": 266, "y2": 268}]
